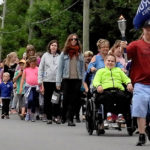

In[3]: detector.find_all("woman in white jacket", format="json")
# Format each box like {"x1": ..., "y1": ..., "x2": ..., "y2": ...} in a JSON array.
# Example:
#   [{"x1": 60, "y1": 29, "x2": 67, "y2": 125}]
[{"x1": 38, "y1": 40, "x2": 60, "y2": 124}]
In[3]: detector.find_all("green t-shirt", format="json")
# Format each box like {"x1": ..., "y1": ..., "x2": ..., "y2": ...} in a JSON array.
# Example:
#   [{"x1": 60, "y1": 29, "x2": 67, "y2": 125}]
[{"x1": 14, "y1": 70, "x2": 25, "y2": 94}]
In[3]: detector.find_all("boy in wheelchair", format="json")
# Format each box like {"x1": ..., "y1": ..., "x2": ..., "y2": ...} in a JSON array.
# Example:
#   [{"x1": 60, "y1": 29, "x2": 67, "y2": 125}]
[{"x1": 92, "y1": 54, "x2": 133, "y2": 132}]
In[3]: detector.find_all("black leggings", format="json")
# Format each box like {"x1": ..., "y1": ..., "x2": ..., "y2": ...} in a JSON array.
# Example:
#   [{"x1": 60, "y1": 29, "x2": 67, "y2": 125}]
[
  {"x1": 2, "y1": 99, "x2": 10, "y2": 116},
  {"x1": 62, "y1": 79, "x2": 82, "y2": 122},
  {"x1": 43, "y1": 82, "x2": 61, "y2": 120},
  {"x1": 43, "y1": 82, "x2": 55, "y2": 120},
  {"x1": 96, "y1": 89, "x2": 132, "y2": 126}
]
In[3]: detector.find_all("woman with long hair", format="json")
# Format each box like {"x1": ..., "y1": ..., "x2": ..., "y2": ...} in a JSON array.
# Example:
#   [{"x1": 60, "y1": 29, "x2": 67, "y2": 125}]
[
  {"x1": 38, "y1": 40, "x2": 60, "y2": 124},
  {"x1": 56, "y1": 33, "x2": 84, "y2": 126},
  {"x1": 4, "y1": 52, "x2": 18, "y2": 81}
]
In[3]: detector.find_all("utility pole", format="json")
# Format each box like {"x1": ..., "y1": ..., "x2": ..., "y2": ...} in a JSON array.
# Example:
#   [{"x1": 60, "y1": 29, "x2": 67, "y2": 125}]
[
  {"x1": 28, "y1": 0, "x2": 34, "y2": 43},
  {"x1": 0, "y1": 0, "x2": 6, "y2": 61},
  {"x1": 83, "y1": 0, "x2": 90, "y2": 52}
]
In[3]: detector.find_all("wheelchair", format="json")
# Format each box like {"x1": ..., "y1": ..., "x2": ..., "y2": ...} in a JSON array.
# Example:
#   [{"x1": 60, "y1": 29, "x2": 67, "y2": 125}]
[{"x1": 85, "y1": 89, "x2": 136, "y2": 136}]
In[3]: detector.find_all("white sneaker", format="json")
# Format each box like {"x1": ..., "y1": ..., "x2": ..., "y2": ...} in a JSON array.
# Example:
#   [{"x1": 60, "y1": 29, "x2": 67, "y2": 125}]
[
  {"x1": 25, "y1": 113, "x2": 30, "y2": 121},
  {"x1": 30, "y1": 113, "x2": 36, "y2": 122},
  {"x1": 104, "y1": 120, "x2": 109, "y2": 129},
  {"x1": 116, "y1": 114, "x2": 125, "y2": 123},
  {"x1": 112, "y1": 123, "x2": 119, "y2": 128}
]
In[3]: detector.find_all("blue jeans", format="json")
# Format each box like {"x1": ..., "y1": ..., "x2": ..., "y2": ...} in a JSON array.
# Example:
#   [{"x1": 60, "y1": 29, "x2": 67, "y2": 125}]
[{"x1": 25, "y1": 87, "x2": 39, "y2": 113}]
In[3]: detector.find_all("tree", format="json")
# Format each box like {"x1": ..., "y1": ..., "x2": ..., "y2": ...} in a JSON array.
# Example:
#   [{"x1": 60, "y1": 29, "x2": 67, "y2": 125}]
[
  {"x1": 25, "y1": 0, "x2": 83, "y2": 51},
  {"x1": 0, "y1": 0, "x2": 142, "y2": 59},
  {"x1": 1, "y1": 0, "x2": 28, "y2": 59},
  {"x1": 90, "y1": 0, "x2": 141, "y2": 53}
]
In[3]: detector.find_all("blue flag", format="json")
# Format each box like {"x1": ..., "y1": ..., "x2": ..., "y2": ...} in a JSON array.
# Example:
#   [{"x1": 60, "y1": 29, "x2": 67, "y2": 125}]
[{"x1": 133, "y1": 0, "x2": 150, "y2": 29}]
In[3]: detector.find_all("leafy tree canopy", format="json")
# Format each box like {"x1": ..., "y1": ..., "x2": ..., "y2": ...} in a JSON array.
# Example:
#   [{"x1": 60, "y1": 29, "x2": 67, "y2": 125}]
[{"x1": 0, "y1": 0, "x2": 141, "y2": 59}]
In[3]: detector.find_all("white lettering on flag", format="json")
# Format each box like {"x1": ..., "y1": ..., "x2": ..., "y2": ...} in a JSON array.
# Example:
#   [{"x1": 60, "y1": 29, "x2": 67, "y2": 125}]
[{"x1": 137, "y1": 0, "x2": 150, "y2": 14}]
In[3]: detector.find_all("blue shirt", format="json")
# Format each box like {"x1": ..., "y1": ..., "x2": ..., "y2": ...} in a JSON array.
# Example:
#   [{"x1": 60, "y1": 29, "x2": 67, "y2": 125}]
[
  {"x1": 87, "y1": 55, "x2": 124, "y2": 81},
  {"x1": 87, "y1": 55, "x2": 123, "y2": 73},
  {"x1": 0, "y1": 81, "x2": 13, "y2": 99}
]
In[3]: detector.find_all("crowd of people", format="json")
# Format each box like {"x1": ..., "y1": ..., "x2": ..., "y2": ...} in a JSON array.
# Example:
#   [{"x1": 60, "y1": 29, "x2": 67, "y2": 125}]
[{"x1": 0, "y1": 19, "x2": 150, "y2": 146}]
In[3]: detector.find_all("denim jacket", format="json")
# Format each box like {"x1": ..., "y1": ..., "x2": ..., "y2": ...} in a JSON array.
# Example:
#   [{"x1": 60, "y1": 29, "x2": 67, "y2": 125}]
[{"x1": 56, "y1": 52, "x2": 84, "y2": 86}]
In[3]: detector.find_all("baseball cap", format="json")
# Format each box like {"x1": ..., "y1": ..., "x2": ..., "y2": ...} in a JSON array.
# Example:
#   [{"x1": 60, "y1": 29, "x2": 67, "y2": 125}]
[
  {"x1": 19, "y1": 59, "x2": 26, "y2": 64},
  {"x1": 143, "y1": 19, "x2": 150, "y2": 28}
]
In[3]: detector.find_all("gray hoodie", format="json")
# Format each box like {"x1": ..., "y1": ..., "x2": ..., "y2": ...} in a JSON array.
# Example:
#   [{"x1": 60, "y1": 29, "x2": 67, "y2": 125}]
[{"x1": 38, "y1": 52, "x2": 59, "y2": 83}]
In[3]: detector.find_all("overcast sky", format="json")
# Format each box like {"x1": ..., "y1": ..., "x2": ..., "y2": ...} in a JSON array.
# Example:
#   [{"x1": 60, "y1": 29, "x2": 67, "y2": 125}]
[{"x1": 0, "y1": 0, "x2": 3, "y2": 5}]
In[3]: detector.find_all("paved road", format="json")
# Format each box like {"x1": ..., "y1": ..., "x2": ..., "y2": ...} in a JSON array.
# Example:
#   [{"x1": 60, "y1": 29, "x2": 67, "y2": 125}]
[{"x1": 0, "y1": 114, "x2": 149, "y2": 150}]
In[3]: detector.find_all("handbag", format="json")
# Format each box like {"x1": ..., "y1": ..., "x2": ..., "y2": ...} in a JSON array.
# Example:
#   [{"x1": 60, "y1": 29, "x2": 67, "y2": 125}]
[{"x1": 51, "y1": 91, "x2": 60, "y2": 104}]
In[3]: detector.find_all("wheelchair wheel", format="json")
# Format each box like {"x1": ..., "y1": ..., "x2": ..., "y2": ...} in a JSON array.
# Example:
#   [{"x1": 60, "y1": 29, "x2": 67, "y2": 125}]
[
  {"x1": 96, "y1": 128, "x2": 105, "y2": 136},
  {"x1": 125, "y1": 114, "x2": 136, "y2": 136},
  {"x1": 96, "y1": 104, "x2": 105, "y2": 136},
  {"x1": 127, "y1": 126, "x2": 136, "y2": 136},
  {"x1": 96, "y1": 120, "x2": 105, "y2": 136},
  {"x1": 86, "y1": 99, "x2": 94, "y2": 135}
]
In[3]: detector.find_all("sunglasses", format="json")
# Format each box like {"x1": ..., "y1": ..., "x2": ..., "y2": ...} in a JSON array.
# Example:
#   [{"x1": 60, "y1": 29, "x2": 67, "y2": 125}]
[{"x1": 70, "y1": 38, "x2": 78, "y2": 41}]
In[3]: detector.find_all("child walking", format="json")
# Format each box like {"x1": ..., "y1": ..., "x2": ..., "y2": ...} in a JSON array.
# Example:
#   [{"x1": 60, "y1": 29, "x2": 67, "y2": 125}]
[
  {"x1": 4, "y1": 52, "x2": 18, "y2": 113},
  {"x1": 13, "y1": 59, "x2": 26, "y2": 119},
  {"x1": 20, "y1": 56, "x2": 39, "y2": 122},
  {"x1": 0, "y1": 72, "x2": 13, "y2": 119}
]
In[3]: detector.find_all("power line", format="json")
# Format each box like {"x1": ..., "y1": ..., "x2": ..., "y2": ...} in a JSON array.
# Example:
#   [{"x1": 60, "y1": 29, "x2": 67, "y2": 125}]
[
  {"x1": 0, "y1": 27, "x2": 24, "y2": 33},
  {"x1": 0, "y1": 0, "x2": 80, "y2": 34},
  {"x1": 31, "y1": 0, "x2": 80, "y2": 25}
]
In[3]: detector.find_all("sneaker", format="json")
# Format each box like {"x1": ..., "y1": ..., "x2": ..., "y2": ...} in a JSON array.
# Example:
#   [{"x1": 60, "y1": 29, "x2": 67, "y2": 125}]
[
  {"x1": 107, "y1": 116, "x2": 113, "y2": 122},
  {"x1": 136, "y1": 134, "x2": 146, "y2": 146},
  {"x1": 1, "y1": 114, "x2": 5, "y2": 119},
  {"x1": 42, "y1": 114, "x2": 47, "y2": 122},
  {"x1": 107, "y1": 112, "x2": 113, "y2": 122},
  {"x1": 116, "y1": 114, "x2": 125, "y2": 123},
  {"x1": 42, "y1": 118, "x2": 47, "y2": 122},
  {"x1": 61, "y1": 119, "x2": 66, "y2": 124},
  {"x1": 145, "y1": 126, "x2": 150, "y2": 141},
  {"x1": 39, "y1": 114, "x2": 43, "y2": 120},
  {"x1": 97, "y1": 123, "x2": 105, "y2": 134},
  {"x1": 25, "y1": 113, "x2": 30, "y2": 121},
  {"x1": 31, "y1": 119, "x2": 35, "y2": 122},
  {"x1": 112, "y1": 123, "x2": 119, "y2": 128},
  {"x1": 5, "y1": 115, "x2": 10, "y2": 119},
  {"x1": 98, "y1": 129, "x2": 105, "y2": 134},
  {"x1": 19, "y1": 114, "x2": 25, "y2": 120},
  {"x1": 82, "y1": 115, "x2": 86, "y2": 121},
  {"x1": 30, "y1": 114, "x2": 36, "y2": 122},
  {"x1": 104, "y1": 120, "x2": 109, "y2": 129},
  {"x1": 47, "y1": 120, "x2": 52, "y2": 124},
  {"x1": 36, "y1": 115, "x2": 40, "y2": 120},
  {"x1": 55, "y1": 117, "x2": 61, "y2": 124},
  {"x1": 68, "y1": 121, "x2": 76, "y2": 126}
]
